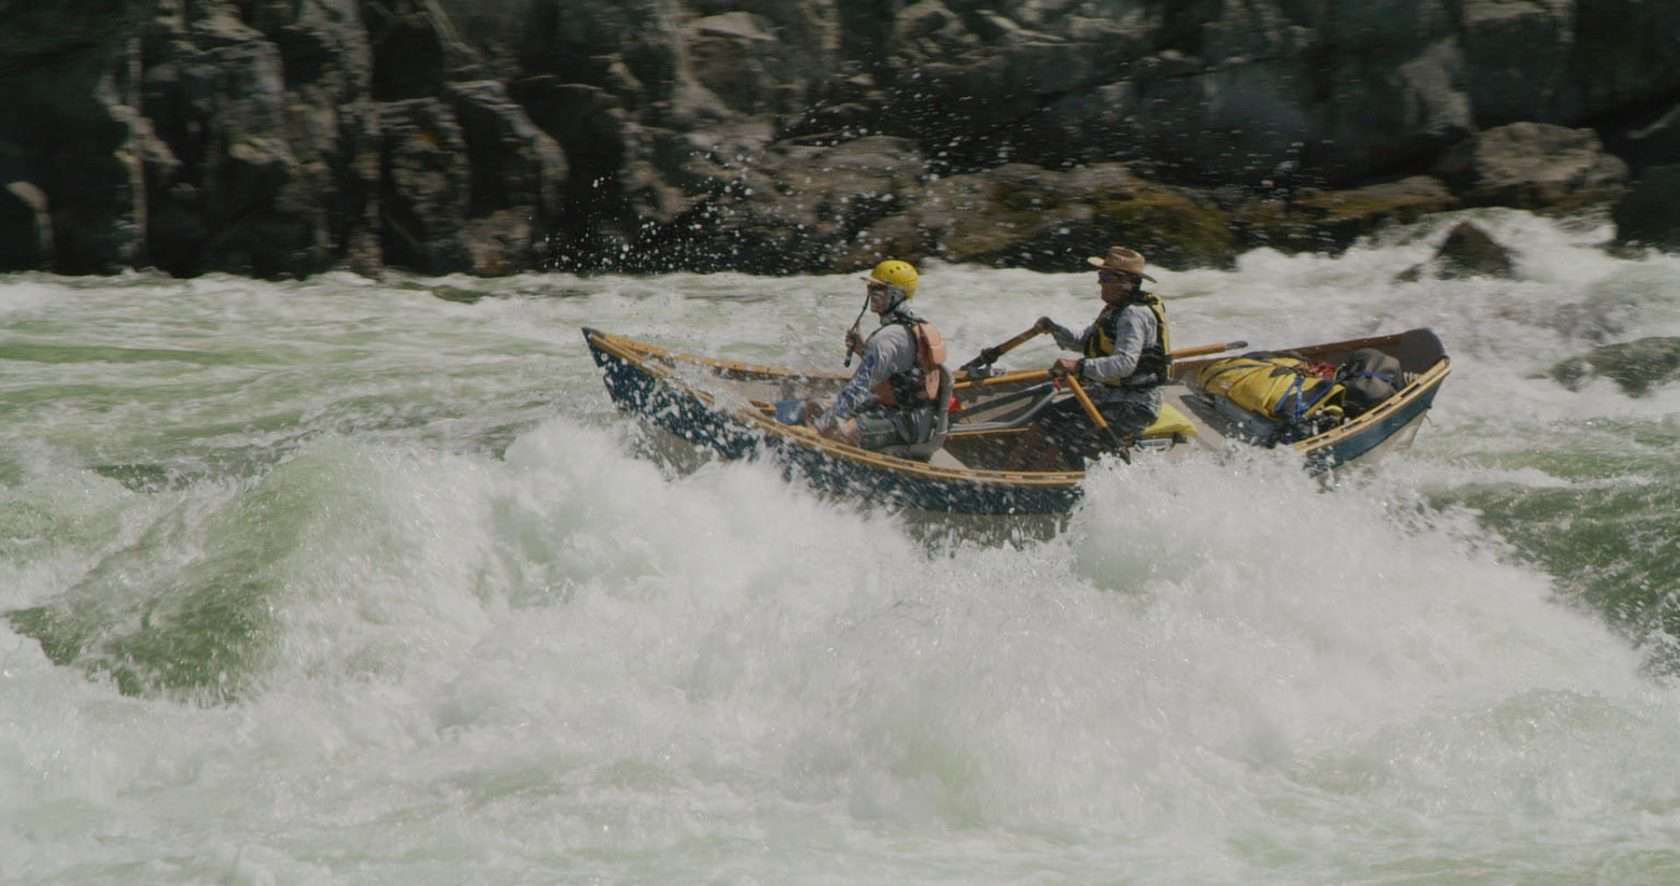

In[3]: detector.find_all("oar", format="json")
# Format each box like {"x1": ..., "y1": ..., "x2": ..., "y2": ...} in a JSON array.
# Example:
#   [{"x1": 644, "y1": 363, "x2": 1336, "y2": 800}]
[
  {"x1": 1168, "y1": 339, "x2": 1248, "y2": 360},
  {"x1": 958, "y1": 324, "x2": 1044, "y2": 377},
  {"x1": 955, "y1": 339, "x2": 1249, "y2": 390},
  {"x1": 1064, "y1": 375, "x2": 1132, "y2": 465},
  {"x1": 842, "y1": 291, "x2": 870, "y2": 367}
]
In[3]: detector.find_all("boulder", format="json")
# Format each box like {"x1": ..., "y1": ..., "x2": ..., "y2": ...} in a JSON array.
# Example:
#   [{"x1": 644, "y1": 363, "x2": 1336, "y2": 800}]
[
  {"x1": 1248, "y1": 176, "x2": 1460, "y2": 256},
  {"x1": 1436, "y1": 122, "x2": 1629, "y2": 211},
  {"x1": 6, "y1": 0, "x2": 1680, "y2": 278},
  {"x1": 1550, "y1": 337, "x2": 1680, "y2": 396},
  {"x1": 842, "y1": 162, "x2": 1237, "y2": 272},
  {"x1": 1395, "y1": 220, "x2": 1517, "y2": 281}
]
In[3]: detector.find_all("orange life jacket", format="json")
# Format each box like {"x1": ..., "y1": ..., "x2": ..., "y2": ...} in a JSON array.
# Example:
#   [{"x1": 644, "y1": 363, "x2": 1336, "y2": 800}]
[{"x1": 870, "y1": 314, "x2": 947, "y2": 408}]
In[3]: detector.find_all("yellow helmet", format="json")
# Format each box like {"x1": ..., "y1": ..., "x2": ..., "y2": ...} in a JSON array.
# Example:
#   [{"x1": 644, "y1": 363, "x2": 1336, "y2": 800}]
[{"x1": 866, "y1": 259, "x2": 919, "y2": 299}]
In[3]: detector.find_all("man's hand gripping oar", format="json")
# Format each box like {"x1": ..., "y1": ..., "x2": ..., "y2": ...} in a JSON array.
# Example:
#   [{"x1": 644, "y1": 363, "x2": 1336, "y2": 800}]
[
  {"x1": 842, "y1": 291, "x2": 870, "y2": 368},
  {"x1": 955, "y1": 339, "x2": 1250, "y2": 390},
  {"x1": 1051, "y1": 365, "x2": 1134, "y2": 465},
  {"x1": 958, "y1": 318, "x2": 1055, "y2": 380}
]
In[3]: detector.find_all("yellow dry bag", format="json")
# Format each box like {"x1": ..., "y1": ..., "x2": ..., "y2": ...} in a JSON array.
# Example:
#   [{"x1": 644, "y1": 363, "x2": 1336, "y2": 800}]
[{"x1": 1191, "y1": 355, "x2": 1345, "y2": 431}]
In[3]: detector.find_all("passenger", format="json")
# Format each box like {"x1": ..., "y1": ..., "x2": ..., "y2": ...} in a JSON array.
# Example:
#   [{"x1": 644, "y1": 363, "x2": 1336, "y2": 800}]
[
  {"x1": 804, "y1": 259, "x2": 951, "y2": 457},
  {"x1": 1026, "y1": 245, "x2": 1171, "y2": 468}
]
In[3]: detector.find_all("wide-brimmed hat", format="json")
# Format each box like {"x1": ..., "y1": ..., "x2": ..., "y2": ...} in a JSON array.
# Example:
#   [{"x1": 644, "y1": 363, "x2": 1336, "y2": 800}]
[{"x1": 1086, "y1": 246, "x2": 1156, "y2": 281}]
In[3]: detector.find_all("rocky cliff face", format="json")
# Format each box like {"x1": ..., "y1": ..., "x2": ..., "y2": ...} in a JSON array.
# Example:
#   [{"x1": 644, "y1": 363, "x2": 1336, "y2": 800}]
[{"x1": 2, "y1": 0, "x2": 1677, "y2": 277}]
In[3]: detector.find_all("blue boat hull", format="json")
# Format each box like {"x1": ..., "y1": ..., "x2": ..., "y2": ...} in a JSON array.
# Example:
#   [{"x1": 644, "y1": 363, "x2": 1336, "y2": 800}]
[{"x1": 584, "y1": 327, "x2": 1451, "y2": 514}]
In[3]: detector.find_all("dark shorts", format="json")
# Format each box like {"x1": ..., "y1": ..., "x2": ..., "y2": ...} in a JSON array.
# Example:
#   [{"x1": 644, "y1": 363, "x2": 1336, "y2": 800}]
[
  {"x1": 855, "y1": 404, "x2": 937, "y2": 452},
  {"x1": 1039, "y1": 396, "x2": 1159, "y2": 467}
]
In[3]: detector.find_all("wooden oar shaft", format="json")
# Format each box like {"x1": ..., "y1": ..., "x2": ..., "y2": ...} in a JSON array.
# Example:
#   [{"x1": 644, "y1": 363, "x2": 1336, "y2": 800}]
[
  {"x1": 959, "y1": 324, "x2": 1043, "y2": 371},
  {"x1": 957, "y1": 368, "x2": 1058, "y2": 388},
  {"x1": 1065, "y1": 375, "x2": 1132, "y2": 464},
  {"x1": 955, "y1": 339, "x2": 1249, "y2": 389},
  {"x1": 990, "y1": 326, "x2": 1042, "y2": 356},
  {"x1": 1170, "y1": 339, "x2": 1248, "y2": 359},
  {"x1": 1064, "y1": 376, "x2": 1108, "y2": 432}
]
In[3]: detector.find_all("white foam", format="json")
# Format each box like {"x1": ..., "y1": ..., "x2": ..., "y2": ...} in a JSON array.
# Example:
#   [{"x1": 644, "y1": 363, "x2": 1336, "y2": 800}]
[{"x1": 4, "y1": 212, "x2": 1680, "y2": 881}]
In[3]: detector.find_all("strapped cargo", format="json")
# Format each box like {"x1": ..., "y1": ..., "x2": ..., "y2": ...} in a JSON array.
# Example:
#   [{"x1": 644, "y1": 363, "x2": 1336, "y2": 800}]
[
  {"x1": 1190, "y1": 354, "x2": 1345, "y2": 443},
  {"x1": 1336, "y1": 347, "x2": 1406, "y2": 417}
]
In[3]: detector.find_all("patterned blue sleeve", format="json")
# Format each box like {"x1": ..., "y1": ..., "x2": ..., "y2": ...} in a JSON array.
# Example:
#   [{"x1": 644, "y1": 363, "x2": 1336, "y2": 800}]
[
  {"x1": 827, "y1": 350, "x2": 880, "y2": 423},
  {"x1": 816, "y1": 326, "x2": 910, "y2": 429}
]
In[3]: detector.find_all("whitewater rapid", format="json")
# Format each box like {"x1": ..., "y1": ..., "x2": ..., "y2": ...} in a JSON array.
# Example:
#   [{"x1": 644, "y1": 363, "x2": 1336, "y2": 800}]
[{"x1": 4, "y1": 209, "x2": 1679, "y2": 883}]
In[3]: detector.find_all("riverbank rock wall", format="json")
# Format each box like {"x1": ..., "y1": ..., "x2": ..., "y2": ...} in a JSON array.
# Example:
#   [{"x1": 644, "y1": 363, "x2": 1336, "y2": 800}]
[{"x1": 2, "y1": 0, "x2": 1676, "y2": 277}]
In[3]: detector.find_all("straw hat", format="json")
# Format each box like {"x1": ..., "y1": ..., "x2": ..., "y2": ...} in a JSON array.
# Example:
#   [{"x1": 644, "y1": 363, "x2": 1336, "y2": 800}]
[{"x1": 1086, "y1": 246, "x2": 1156, "y2": 281}]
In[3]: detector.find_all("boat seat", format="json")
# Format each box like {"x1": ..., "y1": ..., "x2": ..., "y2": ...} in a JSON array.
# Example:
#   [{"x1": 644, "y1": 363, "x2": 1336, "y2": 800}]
[
  {"x1": 926, "y1": 448, "x2": 966, "y2": 470},
  {"x1": 1140, "y1": 402, "x2": 1197, "y2": 440}
]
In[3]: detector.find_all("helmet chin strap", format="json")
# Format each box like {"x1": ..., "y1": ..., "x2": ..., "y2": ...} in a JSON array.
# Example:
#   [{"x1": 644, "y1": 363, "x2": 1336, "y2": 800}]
[{"x1": 879, "y1": 288, "x2": 907, "y2": 317}]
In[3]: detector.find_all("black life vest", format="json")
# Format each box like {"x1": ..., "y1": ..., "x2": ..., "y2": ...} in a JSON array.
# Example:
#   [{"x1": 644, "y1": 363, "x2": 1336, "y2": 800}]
[{"x1": 1081, "y1": 292, "x2": 1171, "y2": 387}]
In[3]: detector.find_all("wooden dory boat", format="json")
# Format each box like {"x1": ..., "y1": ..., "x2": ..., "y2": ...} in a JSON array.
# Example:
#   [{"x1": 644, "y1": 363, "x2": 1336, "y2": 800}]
[{"x1": 583, "y1": 327, "x2": 1451, "y2": 514}]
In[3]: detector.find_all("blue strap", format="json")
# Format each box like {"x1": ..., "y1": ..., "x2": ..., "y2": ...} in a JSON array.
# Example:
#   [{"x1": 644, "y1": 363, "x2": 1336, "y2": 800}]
[{"x1": 1276, "y1": 371, "x2": 1336, "y2": 421}]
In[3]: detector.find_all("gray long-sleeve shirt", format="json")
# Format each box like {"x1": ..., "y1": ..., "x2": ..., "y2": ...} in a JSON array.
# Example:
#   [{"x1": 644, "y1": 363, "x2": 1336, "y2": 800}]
[
  {"x1": 816, "y1": 316, "x2": 920, "y2": 430},
  {"x1": 1044, "y1": 303, "x2": 1162, "y2": 411}
]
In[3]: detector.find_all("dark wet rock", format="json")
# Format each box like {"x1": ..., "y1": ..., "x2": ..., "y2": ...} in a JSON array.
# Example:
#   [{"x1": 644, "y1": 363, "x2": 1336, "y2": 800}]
[
  {"x1": 1550, "y1": 337, "x2": 1680, "y2": 396},
  {"x1": 516, "y1": 0, "x2": 684, "y2": 109},
  {"x1": 1436, "y1": 221, "x2": 1518, "y2": 279},
  {"x1": 1396, "y1": 221, "x2": 1517, "y2": 282},
  {"x1": 1435, "y1": 122, "x2": 1630, "y2": 212},
  {"x1": 132, "y1": 0, "x2": 386, "y2": 277},
  {"x1": 0, "y1": 182, "x2": 54, "y2": 270},
  {"x1": 0, "y1": 3, "x2": 151, "y2": 274},
  {"x1": 446, "y1": 80, "x2": 567, "y2": 272},
  {"x1": 1460, "y1": 0, "x2": 1575, "y2": 126},
  {"x1": 1247, "y1": 176, "x2": 1460, "y2": 256},
  {"x1": 142, "y1": 35, "x2": 332, "y2": 277},
  {"x1": 1310, "y1": 39, "x2": 1474, "y2": 187},
  {"x1": 683, "y1": 11, "x2": 821, "y2": 119},
  {"x1": 364, "y1": 0, "x2": 451, "y2": 100},
  {"x1": 1077, "y1": 175, "x2": 1237, "y2": 272},
  {"x1": 1603, "y1": 101, "x2": 1680, "y2": 178},
  {"x1": 258, "y1": 0, "x2": 383, "y2": 275},
  {"x1": 1569, "y1": 0, "x2": 1680, "y2": 122},
  {"x1": 643, "y1": 134, "x2": 928, "y2": 274},
  {"x1": 1612, "y1": 165, "x2": 1680, "y2": 252},
  {"x1": 378, "y1": 98, "x2": 472, "y2": 274},
  {"x1": 512, "y1": 75, "x2": 697, "y2": 270},
  {"x1": 2, "y1": 1, "x2": 1678, "y2": 277},
  {"x1": 840, "y1": 162, "x2": 1237, "y2": 273}
]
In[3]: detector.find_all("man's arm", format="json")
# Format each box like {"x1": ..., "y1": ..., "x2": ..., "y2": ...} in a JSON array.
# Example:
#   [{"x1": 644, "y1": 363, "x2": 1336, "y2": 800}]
[
  {"x1": 814, "y1": 326, "x2": 910, "y2": 429},
  {"x1": 1036, "y1": 316, "x2": 1087, "y2": 351}
]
